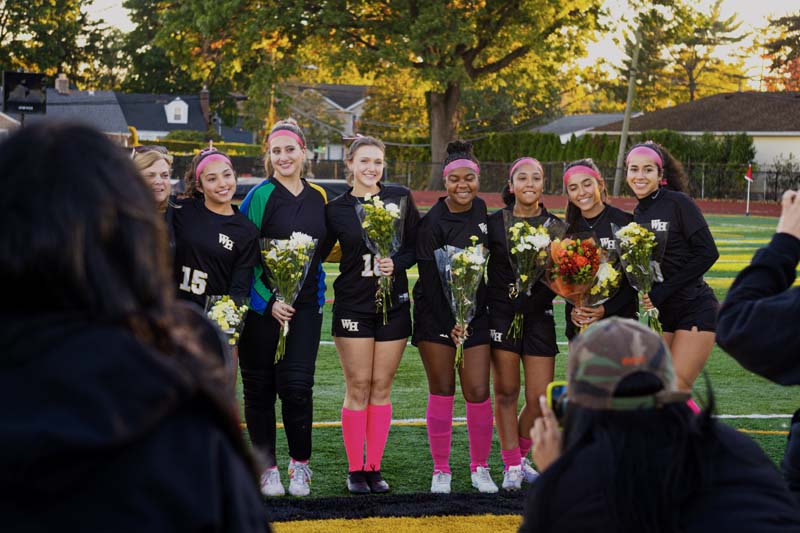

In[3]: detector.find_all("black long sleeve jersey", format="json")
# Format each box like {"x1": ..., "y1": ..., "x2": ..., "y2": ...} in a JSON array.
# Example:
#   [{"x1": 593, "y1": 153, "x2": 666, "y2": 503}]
[
  {"x1": 413, "y1": 196, "x2": 489, "y2": 334},
  {"x1": 324, "y1": 183, "x2": 420, "y2": 314},
  {"x1": 486, "y1": 206, "x2": 561, "y2": 315},
  {"x1": 633, "y1": 189, "x2": 719, "y2": 307},
  {"x1": 564, "y1": 204, "x2": 638, "y2": 339},
  {"x1": 239, "y1": 177, "x2": 330, "y2": 314},
  {"x1": 171, "y1": 197, "x2": 260, "y2": 308}
]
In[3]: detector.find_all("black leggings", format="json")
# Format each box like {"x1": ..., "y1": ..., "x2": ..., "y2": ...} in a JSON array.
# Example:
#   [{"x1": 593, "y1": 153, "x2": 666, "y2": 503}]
[{"x1": 238, "y1": 304, "x2": 322, "y2": 465}]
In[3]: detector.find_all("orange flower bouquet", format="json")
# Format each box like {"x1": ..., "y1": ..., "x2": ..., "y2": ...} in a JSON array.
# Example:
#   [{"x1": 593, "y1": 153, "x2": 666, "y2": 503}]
[{"x1": 543, "y1": 234, "x2": 602, "y2": 308}]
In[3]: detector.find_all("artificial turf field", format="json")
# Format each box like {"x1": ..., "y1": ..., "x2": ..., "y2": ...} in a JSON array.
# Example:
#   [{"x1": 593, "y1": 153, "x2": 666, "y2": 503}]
[{"x1": 237, "y1": 213, "x2": 797, "y2": 530}]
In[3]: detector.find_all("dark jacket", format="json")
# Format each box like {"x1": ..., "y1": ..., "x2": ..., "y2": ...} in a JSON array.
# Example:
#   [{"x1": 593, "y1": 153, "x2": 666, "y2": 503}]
[
  {"x1": 0, "y1": 306, "x2": 269, "y2": 532},
  {"x1": 717, "y1": 231, "x2": 800, "y2": 498},
  {"x1": 521, "y1": 422, "x2": 800, "y2": 532},
  {"x1": 716, "y1": 232, "x2": 800, "y2": 385}
]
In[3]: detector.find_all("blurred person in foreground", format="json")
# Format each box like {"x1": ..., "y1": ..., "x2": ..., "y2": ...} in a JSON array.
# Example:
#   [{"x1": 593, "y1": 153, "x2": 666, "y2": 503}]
[
  {"x1": 717, "y1": 188, "x2": 800, "y2": 502},
  {"x1": 0, "y1": 122, "x2": 269, "y2": 532},
  {"x1": 521, "y1": 317, "x2": 799, "y2": 533}
]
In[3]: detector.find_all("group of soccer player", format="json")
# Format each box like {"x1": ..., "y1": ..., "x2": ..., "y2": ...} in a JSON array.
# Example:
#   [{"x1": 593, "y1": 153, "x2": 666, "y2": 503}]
[{"x1": 132, "y1": 119, "x2": 718, "y2": 498}]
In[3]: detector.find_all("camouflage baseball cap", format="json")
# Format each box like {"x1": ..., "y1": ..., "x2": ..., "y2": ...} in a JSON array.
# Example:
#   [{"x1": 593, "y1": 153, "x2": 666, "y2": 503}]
[{"x1": 567, "y1": 317, "x2": 690, "y2": 410}]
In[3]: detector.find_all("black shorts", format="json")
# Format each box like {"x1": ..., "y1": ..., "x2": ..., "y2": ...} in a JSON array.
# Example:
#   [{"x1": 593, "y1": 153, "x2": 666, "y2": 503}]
[
  {"x1": 488, "y1": 298, "x2": 559, "y2": 356},
  {"x1": 412, "y1": 310, "x2": 490, "y2": 349},
  {"x1": 658, "y1": 293, "x2": 719, "y2": 333},
  {"x1": 332, "y1": 303, "x2": 412, "y2": 341}
]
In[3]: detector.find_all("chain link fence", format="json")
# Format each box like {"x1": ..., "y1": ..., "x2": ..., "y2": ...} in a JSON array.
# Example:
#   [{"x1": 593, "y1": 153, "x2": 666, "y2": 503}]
[{"x1": 172, "y1": 155, "x2": 800, "y2": 202}]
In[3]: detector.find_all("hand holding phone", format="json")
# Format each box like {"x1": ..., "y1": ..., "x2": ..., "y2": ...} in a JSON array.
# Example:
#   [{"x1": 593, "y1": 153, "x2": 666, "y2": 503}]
[
  {"x1": 531, "y1": 395, "x2": 563, "y2": 472},
  {"x1": 546, "y1": 380, "x2": 568, "y2": 421}
]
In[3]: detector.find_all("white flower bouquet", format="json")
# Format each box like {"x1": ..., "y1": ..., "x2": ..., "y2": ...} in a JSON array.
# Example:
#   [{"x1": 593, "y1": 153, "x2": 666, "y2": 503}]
[
  {"x1": 434, "y1": 236, "x2": 488, "y2": 368},
  {"x1": 260, "y1": 232, "x2": 317, "y2": 362},
  {"x1": 205, "y1": 295, "x2": 249, "y2": 346},
  {"x1": 356, "y1": 194, "x2": 407, "y2": 324}
]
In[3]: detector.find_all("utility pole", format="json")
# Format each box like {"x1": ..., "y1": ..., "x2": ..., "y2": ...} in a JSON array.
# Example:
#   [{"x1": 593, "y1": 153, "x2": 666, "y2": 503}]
[{"x1": 613, "y1": 30, "x2": 642, "y2": 196}]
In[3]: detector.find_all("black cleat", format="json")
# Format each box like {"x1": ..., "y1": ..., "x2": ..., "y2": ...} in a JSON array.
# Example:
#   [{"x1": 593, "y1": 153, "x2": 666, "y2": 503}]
[
  {"x1": 347, "y1": 471, "x2": 370, "y2": 494},
  {"x1": 365, "y1": 469, "x2": 390, "y2": 493}
]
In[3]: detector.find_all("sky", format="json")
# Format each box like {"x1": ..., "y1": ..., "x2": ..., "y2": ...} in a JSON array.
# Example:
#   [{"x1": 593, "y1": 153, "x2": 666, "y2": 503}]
[{"x1": 89, "y1": 0, "x2": 796, "y2": 88}]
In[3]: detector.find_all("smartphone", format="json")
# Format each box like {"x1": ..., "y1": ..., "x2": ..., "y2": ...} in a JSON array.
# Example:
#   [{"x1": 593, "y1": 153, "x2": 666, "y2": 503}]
[{"x1": 546, "y1": 381, "x2": 568, "y2": 421}]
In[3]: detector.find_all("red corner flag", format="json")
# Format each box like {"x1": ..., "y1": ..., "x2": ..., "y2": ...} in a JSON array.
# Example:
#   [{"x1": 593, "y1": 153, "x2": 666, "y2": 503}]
[{"x1": 744, "y1": 164, "x2": 753, "y2": 182}]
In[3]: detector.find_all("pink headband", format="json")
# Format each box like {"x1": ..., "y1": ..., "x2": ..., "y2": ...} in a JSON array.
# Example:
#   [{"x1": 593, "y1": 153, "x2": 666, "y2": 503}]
[
  {"x1": 509, "y1": 157, "x2": 543, "y2": 179},
  {"x1": 195, "y1": 153, "x2": 233, "y2": 183},
  {"x1": 563, "y1": 165, "x2": 603, "y2": 186},
  {"x1": 268, "y1": 129, "x2": 305, "y2": 149},
  {"x1": 443, "y1": 159, "x2": 480, "y2": 177},
  {"x1": 626, "y1": 146, "x2": 663, "y2": 168}
]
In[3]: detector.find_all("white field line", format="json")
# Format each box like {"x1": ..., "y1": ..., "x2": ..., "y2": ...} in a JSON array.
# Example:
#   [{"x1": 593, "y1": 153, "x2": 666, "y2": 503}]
[
  {"x1": 318, "y1": 340, "x2": 570, "y2": 346},
  {"x1": 252, "y1": 414, "x2": 792, "y2": 430}
]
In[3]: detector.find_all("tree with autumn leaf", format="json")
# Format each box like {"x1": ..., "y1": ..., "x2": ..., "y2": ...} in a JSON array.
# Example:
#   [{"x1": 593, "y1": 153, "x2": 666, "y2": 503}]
[
  {"x1": 761, "y1": 13, "x2": 800, "y2": 91},
  {"x1": 0, "y1": 0, "x2": 109, "y2": 86},
  {"x1": 269, "y1": 0, "x2": 601, "y2": 187}
]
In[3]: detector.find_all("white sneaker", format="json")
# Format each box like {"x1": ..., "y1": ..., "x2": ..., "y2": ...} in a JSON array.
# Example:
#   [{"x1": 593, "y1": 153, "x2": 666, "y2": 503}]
[
  {"x1": 260, "y1": 467, "x2": 284, "y2": 497},
  {"x1": 288, "y1": 460, "x2": 312, "y2": 497},
  {"x1": 502, "y1": 465, "x2": 523, "y2": 491},
  {"x1": 521, "y1": 457, "x2": 540, "y2": 483},
  {"x1": 430, "y1": 471, "x2": 452, "y2": 494},
  {"x1": 470, "y1": 466, "x2": 499, "y2": 493}
]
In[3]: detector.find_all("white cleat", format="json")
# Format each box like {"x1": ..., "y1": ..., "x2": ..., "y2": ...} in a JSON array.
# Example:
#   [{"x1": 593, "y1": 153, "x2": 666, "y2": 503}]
[
  {"x1": 430, "y1": 471, "x2": 452, "y2": 494},
  {"x1": 502, "y1": 465, "x2": 523, "y2": 491},
  {"x1": 260, "y1": 467, "x2": 285, "y2": 497},
  {"x1": 521, "y1": 457, "x2": 540, "y2": 484},
  {"x1": 288, "y1": 460, "x2": 312, "y2": 497},
  {"x1": 471, "y1": 466, "x2": 499, "y2": 494}
]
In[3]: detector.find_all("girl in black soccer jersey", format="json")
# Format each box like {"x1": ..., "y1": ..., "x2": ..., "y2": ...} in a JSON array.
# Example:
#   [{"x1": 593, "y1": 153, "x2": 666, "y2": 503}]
[
  {"x1": 413, "y1": 140, "x2": 497, "y2": 495},
  {"x1": 237, "y1": 119, "x2": 329, "y2": 498},
  {"x1": 563, "y1": 159, "x2": 637, "y2": 338},
  {"x1": 324, "y1": 136, "x2": 420, "y2": 494},
  {"x1": 487, "y1": 157, "x2": 564, "y2": 491},
  {"x1": 171, "y1": 148, "x2": 259, "y2": 309},
  {"x1": 626, "y1": 141, "x2": 719, "y2": 395}
]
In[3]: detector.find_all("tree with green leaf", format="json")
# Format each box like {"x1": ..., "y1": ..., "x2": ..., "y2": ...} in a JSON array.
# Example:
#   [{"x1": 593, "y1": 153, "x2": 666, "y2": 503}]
[
  {"x1": 665, "y1": 0, "x2": 746, "y2": 102},
  {"x1": 119, "y1": 0, "x2": 197, "y2": 93},
  {"x1": 271, "y1": 0, "x2": 601, "y2": 187},
  {"x1": 0, "y1": 0, "x2": 107, "y2": 85}
]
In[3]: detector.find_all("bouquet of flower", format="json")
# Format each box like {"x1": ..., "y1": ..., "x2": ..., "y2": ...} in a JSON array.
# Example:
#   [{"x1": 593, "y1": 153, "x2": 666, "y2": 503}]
[
  {"x1": 584, "y1": 258, "x2": 622, "y2": 307},
  {"x1": 205, "y1": 295, "x2": 249, "y2": 346},
  {"x1": 543, "y1": 234, "x2": 602, "y2": 306},
  {"x1": 261, "y1": 232, "x2": 317, "y2": 362},
  {"x1": 434, "y1": 236, "x2": 488, "y2": 368},
  {"x1": 356, "y1": 194, "x2": 406, "y2": 325},
  {"x1": 503, "y1": 211, "x2": 564, "y2": 340},
  {"x1": 612, "y1": 222, "x2": 668, "y2": 334}
]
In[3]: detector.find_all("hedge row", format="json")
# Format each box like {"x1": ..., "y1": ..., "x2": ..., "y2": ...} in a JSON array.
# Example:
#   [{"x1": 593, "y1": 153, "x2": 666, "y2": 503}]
[{"x1": 383, "y1": 130, "x2": 755, "y2": 167}]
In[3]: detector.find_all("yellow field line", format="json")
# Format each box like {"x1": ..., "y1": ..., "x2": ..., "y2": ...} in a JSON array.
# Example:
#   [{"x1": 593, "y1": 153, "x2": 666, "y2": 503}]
[{"x1": 738, "y1": 429, "x2": 789, "y2": 436}]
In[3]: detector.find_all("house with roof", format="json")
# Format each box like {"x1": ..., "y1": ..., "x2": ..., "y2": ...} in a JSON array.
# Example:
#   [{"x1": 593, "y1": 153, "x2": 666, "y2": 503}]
[
  {"x1": 534, "y1": 113, "x2": 640, "y2": 143},
  {"x1": 285, "y1": 83, "x2": 368, "y2": 160},
  {"x1": 4, "y1": 82, "x2": 131, "y2": 144},
  {"x1": 590, "y1": 92, "x2": 800, "y2": 166},
  {"x1": 2, "y1": 74, "x2": 256, "y2": 145}
]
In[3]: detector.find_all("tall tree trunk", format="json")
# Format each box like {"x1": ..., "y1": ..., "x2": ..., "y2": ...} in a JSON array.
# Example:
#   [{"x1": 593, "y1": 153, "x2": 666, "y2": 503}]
[{"x1": 427, "y1": 81, "x2": 461, "y2": 190}]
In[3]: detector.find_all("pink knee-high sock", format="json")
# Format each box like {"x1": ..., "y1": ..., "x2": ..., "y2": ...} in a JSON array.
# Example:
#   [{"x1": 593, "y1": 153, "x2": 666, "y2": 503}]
[
  {"x1": 519, "y1": 436, "x2": 533, "y2": 458},
  {"x1": 426, "y1": 394, "x2": 454, "y2": 474},
  {"x1": 365, "y1": 403, "x2": 392, "y2": 471},
  {"x1": 466, "y1": 398, "x2": 494, "y2": 472},
  {"x1": 341, "y1": 407, "x2": 367, "y2": 472},
  {"x1": 501, "y1": 447, "x2": 522, "y2": 470},
  {"x1": 687, "y1": 399, "x2": 701, "y2": 414}
]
